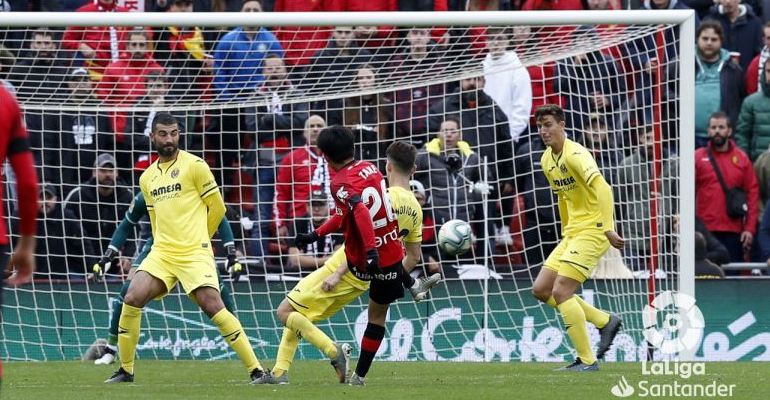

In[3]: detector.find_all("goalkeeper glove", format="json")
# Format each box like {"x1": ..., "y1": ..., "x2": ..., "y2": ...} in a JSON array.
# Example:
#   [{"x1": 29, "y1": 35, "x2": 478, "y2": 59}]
[
  {"x1": 295, "y1": 231, "x2": 319, "y2": 248},
  {"x1": 92, "y1": 247, "x2": 118, "y2": 281},
  {"x1": 365, "y1": 248, "x2": 381, "y2": 276},
  {"x1": 225, "y1": 244, "x2": 244, "y2": 281}
]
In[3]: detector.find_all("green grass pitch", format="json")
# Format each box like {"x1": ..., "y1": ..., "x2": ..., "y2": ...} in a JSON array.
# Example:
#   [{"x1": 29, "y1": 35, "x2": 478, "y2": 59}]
[{"x1": 5, "y1": 360, "x2": 768, "y2": 400}]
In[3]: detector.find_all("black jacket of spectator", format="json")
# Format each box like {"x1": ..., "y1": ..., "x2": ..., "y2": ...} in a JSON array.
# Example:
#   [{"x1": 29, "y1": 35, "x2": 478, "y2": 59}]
[
  {"x1": 428, "y1": 87, "x2": 513, "y2": 185},
  {"x1": 24, "y1": 101, "x2": 114, "y2": 190},
  {"x1": 415, "y1": 139, "x2": 484, "y2": 225},
  {"x1": 695, "y1": 55, "x2": 745, "y2": 132},
  {"x1": 7, "y1": 50, "x2": 69, "y2": 103},
  {"x1": 153, "y1": 26, "x2": 208, "y2": 102},
  {"x1": 62, "y1": 176, "x2": 135, "y2": 257},
  {"x1": 302, "y1": 42, "x2": 373, "y2": 92},
  {"x1": 555, "y1": 50, "x2": 626, "y2": 130},
  {"x1": 696, "y1": 216, "x2": 731, "y2": 266},
  {"x1": 13, "y1": 203, "x2": 97, "y2": 278},
  {"x1": 514, "y1": 135, "x2": 560, "y2": 264},
  {"x1": 704, "y1": 4, "x2": 763, "y2": 72},
  {"x1": 245, "y1": 82, "x2": 309, "y2": 168}
]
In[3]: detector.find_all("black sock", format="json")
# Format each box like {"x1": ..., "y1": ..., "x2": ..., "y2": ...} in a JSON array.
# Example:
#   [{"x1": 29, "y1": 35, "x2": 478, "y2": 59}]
[
  {"x1": 355, "y1": 323, "x2": 386, "y2": 378},
  {"x1": 402, "y1": 266, "x2": 415, "y2": 289}
]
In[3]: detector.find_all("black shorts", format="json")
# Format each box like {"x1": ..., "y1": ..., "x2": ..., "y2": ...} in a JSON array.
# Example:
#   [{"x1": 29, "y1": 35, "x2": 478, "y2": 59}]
[{"x1": 369, "y1": 260, "x2": 405, "y2": 305}]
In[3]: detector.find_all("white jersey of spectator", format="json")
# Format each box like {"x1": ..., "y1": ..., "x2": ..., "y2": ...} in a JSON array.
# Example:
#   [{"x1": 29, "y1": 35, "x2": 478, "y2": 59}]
[{"x1": 483, "y1": 50, "x2": 532, "y2": 142}]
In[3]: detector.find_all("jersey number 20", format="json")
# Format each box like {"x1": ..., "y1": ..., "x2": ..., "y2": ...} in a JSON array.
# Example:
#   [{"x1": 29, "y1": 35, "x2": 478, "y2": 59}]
[{"x1": 362, "y1": 179, "x2": 397, "y2": 229}]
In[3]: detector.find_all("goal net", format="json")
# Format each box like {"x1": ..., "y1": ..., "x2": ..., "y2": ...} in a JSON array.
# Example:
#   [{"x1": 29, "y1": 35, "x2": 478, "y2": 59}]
[{"x1": 0, "y1": 11, "x2": 694, "y2": 363}]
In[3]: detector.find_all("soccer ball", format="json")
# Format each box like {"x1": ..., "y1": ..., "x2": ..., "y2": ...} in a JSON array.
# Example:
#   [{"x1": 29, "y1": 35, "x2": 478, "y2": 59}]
[{"x1": 438, "y1": 219, "x2": 473, "y2": 256}]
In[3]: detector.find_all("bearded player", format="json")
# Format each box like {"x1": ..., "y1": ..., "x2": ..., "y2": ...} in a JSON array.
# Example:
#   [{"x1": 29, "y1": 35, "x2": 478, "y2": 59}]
[
  {"x1": 104, "y1": 112, "x2": 267, "y2": 383},
  {"x1": 92, "y1": 190, "x2": 244, "y2": 365},
  {"x1": 532, "y1": 104, "x2": 623, "y2": 371}
]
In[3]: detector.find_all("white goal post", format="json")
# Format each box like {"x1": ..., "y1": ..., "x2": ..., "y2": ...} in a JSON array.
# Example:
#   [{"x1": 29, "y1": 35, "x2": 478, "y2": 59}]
[{"x1": 1, "y1": 10, "x2": 695, "y2": 363}]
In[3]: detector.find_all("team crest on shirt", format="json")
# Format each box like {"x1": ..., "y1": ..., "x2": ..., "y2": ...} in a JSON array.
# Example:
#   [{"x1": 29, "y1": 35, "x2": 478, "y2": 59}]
[
  {"x1": 560, "y1": 164, "x2": 568, "y2": 174},
  {"x1": 171, "y1": 168, "x2": 179, "y2": 179},
  {"x1": 336, "y1": 186, "x2": 349, "y2": 201},
  {"x1": 732, "y1": 156, "x2": 739, "y2": 164}
]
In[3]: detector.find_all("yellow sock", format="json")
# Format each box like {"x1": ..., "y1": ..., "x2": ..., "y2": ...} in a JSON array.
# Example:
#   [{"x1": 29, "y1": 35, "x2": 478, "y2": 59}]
[
  {"x1": 286, "y1": 312, "x2": 337, "y2": 358},
  {"x1": 117, "y1": 303, "x2": 142, "y2": 375},
  {"x1": 211, "y1": 309, "x2": 262, "y2": 373},
  {"x1": 546, "y1": 296, "x2": 610, "y2": 328},
  {"x1": 273, "y1": 327, "x2": 300, "y2": 375},
  {"x1": 573, "y1": 295, "x2": 610, "y2": 328},
  {"x1": 557, "y1": 297, "x2": 596, "y2": 365}
]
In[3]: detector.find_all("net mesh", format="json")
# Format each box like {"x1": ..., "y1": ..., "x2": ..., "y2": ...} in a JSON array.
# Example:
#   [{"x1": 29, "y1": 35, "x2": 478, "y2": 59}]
[{"x1": 0, "y1": 19, "x2": 684, "y2": 362}]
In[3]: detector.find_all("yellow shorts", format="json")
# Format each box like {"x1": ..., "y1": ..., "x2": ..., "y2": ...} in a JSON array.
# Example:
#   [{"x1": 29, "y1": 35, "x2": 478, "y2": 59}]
[
  {"x1": 544, "y1": 230, "x2": 610, "y2": 283},
  {"x1": 286, "y1": 265, "x2": 369, "y2": 323},
  {"x1": 137, "y1": 250, "x2": 219, "y2": 300}
]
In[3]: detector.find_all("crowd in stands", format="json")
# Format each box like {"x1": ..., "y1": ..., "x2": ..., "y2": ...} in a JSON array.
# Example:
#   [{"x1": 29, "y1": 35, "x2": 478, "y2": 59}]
[{"x1": 4, "y1": 0, "x2": 770, "y2": 281}]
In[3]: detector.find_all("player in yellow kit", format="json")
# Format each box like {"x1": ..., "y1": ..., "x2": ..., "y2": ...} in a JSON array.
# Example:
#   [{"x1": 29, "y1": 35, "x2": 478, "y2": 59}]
[
  {"x1": 257, "y1": 141, "x2": 440, "y2": 385},
  {"x1": 531, "y1": 105, "x2": 625, "y2": 371},
  {"x1": 104, "y1": 112, "x2": 267, "y2": 384}
]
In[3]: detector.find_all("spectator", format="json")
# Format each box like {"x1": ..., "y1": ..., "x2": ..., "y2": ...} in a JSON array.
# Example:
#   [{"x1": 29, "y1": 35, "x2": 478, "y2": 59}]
[
  {"x1": 704, "y1": 0, "x2": 762, "y2": 72},
  {"x1": 390, "y1": 27, "x2": 446, "y2": 148},
  {"x1": 213, "y1": 0, "x2": 283, "y2": 100},
  {"x1": 302, "y1": 26, "x2": 373, "y2": 93},
  {"x1": 694, "y1": 232, "x2": 726, "y2": 278},
  {"x1": 99, "y1": 27, "x2": 164, "y2": 106},
  {"x1": 123, "y1": 71, "x2": 185, "y2": 182},
  {"x1": 98, "y1": 27, "x2": 165, "y2": 135},
  {"x1": 483, "y1": 27, "x2": 532, "y2": 143},
  {"x1": 682, "y1": 0, "x2": 763, "y2": 19},
  {"x1": 428, "y1": 75, "x2": 513, "y2": 245},
  {"x1": 555, "y1": 26, "x2": 626, "y2": 131},
  {"x1": 24, "y1": 67, "x2": 113, "y2": 190},
  {"x1": 639, "y1": 0, "x2": 701, "y2": 63},
  {"x1": 510, "y1": 25, "x2": 562, "y2": 130},
  {"x1": 8, "y1": 28, "x2": 68, "y2": 103},
  {"x1": 285, "y1": 189, "x2": 343, "y2": 270},
  {"x1": 695, "y1": 111, "x2": 759, "y2": 262},
  {"x1": 696, "y1": 215, "x2": 732, "y2": 265},
  {"x1": 415, "y1": 116, "x2": 484, "y2": 227},
  {"x1": 274, "y1": 115, "x2": 335, "y2": 241},
  {"x1": 323, "y1": 65, "x2": 394, "y2": 170},
  {"x1": 62, "y1": 153, "x2": 135, "y2": 263},
  {"x1": 736, "y1": 58, "x2": 770, "y2": 162},
  {"x1": 744, "y1": 21, "x2": 770, "y2": 96},
  {"x1": 513, "y1": 133, "x2": 560, "y2": 266},
  {"x1": 61, "y1": 0, "x2": 130, "y2": 80},
  {"x1": 695, "y1": 20, "x2": 745, "y2": 148},
  {"x1": 272, "y1": 0, "x2": 334, "y2": 68},
  {"x1": 0, "y1": 45, "x2": 15, "y2": 94},
  {"x1": 245, "y1": 53, "x2": 309, "y2": 260},
  {"x1": 23, "y1": 184, "x2": 96, "y2": 279},
  {"x1": 581, "y1": 114, "x2": 623, "y2": 183},
  {"x1": 616, "y1": 125, "x2": 679, "y2": 270},
  {"x1": 153, "y1": 0, "x2": 214, "y2": 102}
]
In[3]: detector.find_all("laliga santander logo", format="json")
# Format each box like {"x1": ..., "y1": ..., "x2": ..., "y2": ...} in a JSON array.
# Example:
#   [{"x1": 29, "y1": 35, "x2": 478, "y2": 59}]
[{"x1": 642, "y1": 291, "x2": 705, "y2": 356}]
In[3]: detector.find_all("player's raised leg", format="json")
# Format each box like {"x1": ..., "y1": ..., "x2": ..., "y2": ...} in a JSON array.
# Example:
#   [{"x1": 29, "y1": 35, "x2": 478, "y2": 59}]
[{"x1": 105, "y1": 270, "x2": 167, "y2": 383}]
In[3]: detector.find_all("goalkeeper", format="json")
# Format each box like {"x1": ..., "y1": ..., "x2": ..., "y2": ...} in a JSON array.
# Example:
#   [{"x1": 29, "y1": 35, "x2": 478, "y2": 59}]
[{"x1": 92, "y1": 191, "x2": 243, "y2": 365}]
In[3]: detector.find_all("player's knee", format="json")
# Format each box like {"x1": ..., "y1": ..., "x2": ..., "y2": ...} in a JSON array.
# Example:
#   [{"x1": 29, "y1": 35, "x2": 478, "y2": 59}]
[
  {"x1": 532, "y1": 286, "x2": 550, "y2": 303},
  {"x1": 276, "y1": 300, "x2": 294, "y2": 326},
  {"x1": 122, "y1": 291, "x2": 146, "y2": 309},
  {"x1": 551, "y1": 285, "x2": 573, "y2": 304}
]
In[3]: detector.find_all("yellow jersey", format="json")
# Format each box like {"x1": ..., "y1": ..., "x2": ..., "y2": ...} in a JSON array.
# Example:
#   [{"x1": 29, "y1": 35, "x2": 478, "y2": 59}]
[
  {"x1": 324, "y1": 185, "x2": 423, "y2": 288},
  {"x1": 140, "y1": 150, "x2": 219, "y2": 257},
  {"x1": 541, "y1": 138, "x2": 607, "y2": 236}
]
